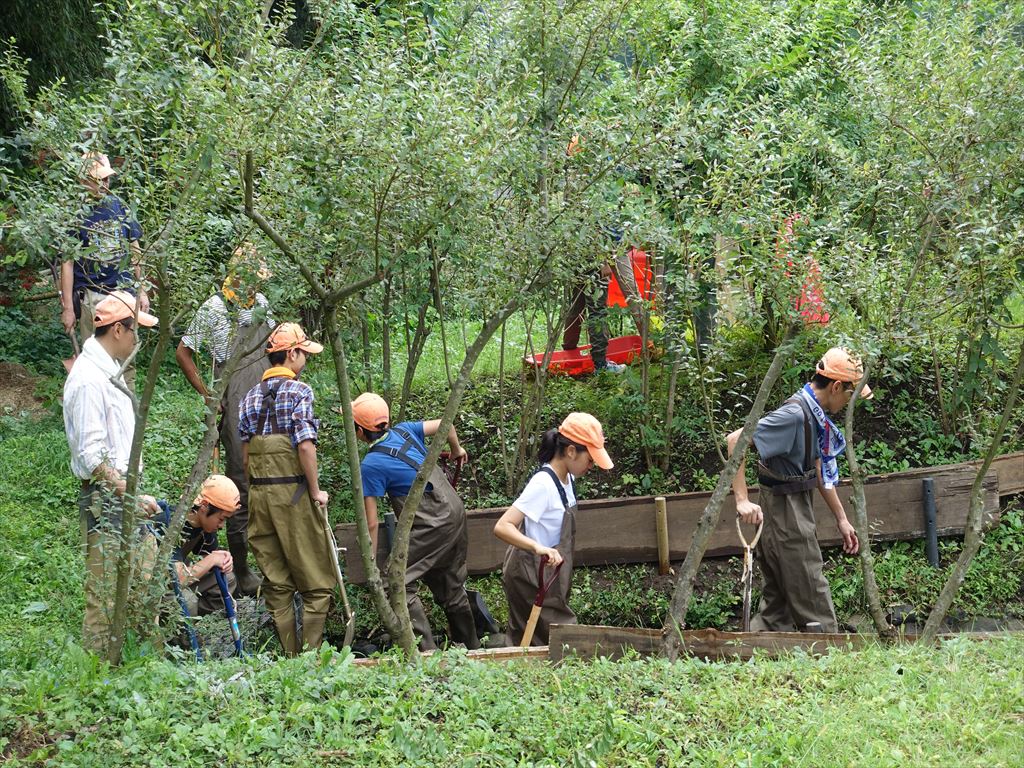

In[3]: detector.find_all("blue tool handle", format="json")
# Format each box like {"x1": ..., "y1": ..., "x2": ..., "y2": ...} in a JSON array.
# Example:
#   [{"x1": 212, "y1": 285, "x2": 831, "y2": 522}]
[{"x1": 213, "y1": 565, "x2": 245, "y2": 656}]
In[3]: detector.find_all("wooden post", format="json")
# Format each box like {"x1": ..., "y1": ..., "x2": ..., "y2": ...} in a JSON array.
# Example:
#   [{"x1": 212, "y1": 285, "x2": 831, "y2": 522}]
[{"x1": 655, "y1": 496, "x2": 670, "y2": 575}]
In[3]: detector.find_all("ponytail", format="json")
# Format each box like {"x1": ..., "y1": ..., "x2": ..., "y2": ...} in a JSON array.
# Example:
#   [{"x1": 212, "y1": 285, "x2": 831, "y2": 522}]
[{"x1": 537, "y1": 427, "x2": 583, "y2": 464}]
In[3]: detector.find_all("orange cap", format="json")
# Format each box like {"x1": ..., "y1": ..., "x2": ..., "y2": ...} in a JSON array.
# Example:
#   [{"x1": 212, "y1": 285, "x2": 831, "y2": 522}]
[
  {"x1": 351, "y1": 392, "x2": 390, "y2": 431},
  {"x1": 93, "y1": 290, "x2": 158, "y2": 328},
  {"x1": 559, "y1": 412, "x2": 613, "y2": 469},
  {"x1": 817, "y1": 347, "x2": 873, "y2": 400},
  {"x1": 266, "y1": 322, "x2": 323, "y2": 354},
  {"x1": 82, "y1": 151, "x2": 117, "y2": 181},
  {"x1": 193, "y1": 474, "x2": 241, "y2": 512}
]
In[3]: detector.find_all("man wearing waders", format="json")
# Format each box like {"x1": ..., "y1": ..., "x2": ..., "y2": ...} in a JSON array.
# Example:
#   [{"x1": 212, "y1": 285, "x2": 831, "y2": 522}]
[
  {"x1": 176, "y1": 243, "x2": 274, "y2": 596},
  {"x1": 727, "y1": 347, "x2": 869, "y2": 632},
  {"x1": 239, "y1": 323, "x2": 333, "y2": 655},
  {"x1": 494, "y1": 413, "x2": 614, "y2": 645},
  {"x1": 350, "y1": 392, "x2": 479, "y2": 651}
]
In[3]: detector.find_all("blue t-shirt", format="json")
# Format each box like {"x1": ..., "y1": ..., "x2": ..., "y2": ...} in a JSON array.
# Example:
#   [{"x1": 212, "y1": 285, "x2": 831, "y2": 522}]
[
  {"x1": 360, "y1": 421, "x2": 429, "y2": 499},
  {"x1": 72, "y1": 194, "x2": 143, "y2": 293}
]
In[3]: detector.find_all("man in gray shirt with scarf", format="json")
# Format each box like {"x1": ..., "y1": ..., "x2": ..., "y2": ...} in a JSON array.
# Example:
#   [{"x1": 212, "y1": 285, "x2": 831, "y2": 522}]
[{"x1": 726, "y1": 347, "x2": 871, "y2": 632}]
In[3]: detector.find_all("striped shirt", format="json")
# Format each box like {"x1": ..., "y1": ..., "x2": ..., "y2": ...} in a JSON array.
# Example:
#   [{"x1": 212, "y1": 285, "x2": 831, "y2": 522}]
[
  {"x1": 180, "y1": 293, "x2": 274, "y2": 364},
  {"x1": 238, "y1": 376, "x2": 319, "y2": 447},
  {"x1": 63, "y1": 336, "x2": 139, "y2": 479}
]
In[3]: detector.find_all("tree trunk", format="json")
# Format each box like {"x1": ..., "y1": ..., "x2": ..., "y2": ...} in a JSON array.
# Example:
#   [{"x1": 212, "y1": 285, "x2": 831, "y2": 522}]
[
  {"x1": 397, "y1": 298, "x2": 432, "y2": 422},
  {"x1": 920, "y1": 335, "x2": 1024, "y2": 642},
  {"x1": 662, "y1": 325, "x2": 798, "y2": 660},
  {"x1": 382, "y1": 275, "x2": 392, "y2": 402},
  {"x1": 385, "y1": 298, "x2": 522, "y2": 656},
  {"x1": 324, "y1": 304, "x2": 404, "y2": 649},
  {"x1": 842, "y1": 357, "x2": 894, "y2": 637}
]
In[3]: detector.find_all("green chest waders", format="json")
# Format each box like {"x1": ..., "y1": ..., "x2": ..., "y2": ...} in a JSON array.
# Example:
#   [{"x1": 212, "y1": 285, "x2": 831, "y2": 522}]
[
  {"x1": 752, "y1": 398, "x2": 839, "y2": 632},
  {"x1": 246, "y1": 378, "x2": 334, "y2": 655},
  {"x1": 371, "y1": 427, "x2": 479, "y2": 650},
  {"x1": 502, "y1": 467, "x2": 578, "y2": 646}
]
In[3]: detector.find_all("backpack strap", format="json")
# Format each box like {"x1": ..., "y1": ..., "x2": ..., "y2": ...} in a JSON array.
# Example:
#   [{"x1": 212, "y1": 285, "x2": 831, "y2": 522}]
[{"x1": 539, "y1": 466, "x2": 572, "y2": 510}]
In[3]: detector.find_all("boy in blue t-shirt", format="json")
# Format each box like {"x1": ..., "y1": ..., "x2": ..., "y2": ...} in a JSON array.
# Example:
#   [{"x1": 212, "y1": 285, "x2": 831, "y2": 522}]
[{"x1": 350, "y1": 392, "x2": 479, "y2": 651}]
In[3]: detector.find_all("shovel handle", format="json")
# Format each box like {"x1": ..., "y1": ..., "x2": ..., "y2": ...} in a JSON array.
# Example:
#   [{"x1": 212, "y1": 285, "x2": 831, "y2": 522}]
[
  {"x1": 735, "y1": 516, "x2": 764, "y2": 551},
  {"x1": 520, "y1": 604, "x2": 543, "y2": 648}
]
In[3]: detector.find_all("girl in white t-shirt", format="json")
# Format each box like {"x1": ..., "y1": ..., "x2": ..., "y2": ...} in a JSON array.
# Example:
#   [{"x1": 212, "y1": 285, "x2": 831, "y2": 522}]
[{"x1": 494, "y1": 413, "x2": 613, "y2": 645}]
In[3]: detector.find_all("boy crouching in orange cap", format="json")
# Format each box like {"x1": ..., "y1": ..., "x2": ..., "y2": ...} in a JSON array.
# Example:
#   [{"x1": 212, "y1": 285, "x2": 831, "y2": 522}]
[{"x1": 156, "y1": 475, "x2": 241, "y2": 617}]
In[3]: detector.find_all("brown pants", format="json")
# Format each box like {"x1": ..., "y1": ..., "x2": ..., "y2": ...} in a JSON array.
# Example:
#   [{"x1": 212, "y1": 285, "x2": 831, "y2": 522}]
[
  {"x1": 750, "y1": 488, "x2": 838, "y2": 632},
  {"x1": 503, "y1": 505, "x2": 577, "y2": 646},
  {"x1": 178, "y1": 568, "x2": 237, "y2": 617},
  {"x1": 390, "y1": 465, "x2": 479, "y2": 651}
]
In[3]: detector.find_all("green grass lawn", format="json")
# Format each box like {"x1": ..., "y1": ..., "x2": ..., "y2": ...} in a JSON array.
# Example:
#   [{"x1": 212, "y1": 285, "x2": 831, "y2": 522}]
[{"x1": 1, "y1": 635, "x2": 1022, "y2": 766}]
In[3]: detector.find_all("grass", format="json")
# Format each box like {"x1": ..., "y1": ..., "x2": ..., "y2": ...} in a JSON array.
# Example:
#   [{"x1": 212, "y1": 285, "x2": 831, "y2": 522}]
[{"x1": 1, "y1": 636, "x2": 1022, "y2": 766}]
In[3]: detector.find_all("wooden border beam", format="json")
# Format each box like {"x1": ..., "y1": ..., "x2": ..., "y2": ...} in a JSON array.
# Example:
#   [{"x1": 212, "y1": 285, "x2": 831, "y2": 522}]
[{"x1": 336, "y1": 453, "x2": 1020, "y2": 584}]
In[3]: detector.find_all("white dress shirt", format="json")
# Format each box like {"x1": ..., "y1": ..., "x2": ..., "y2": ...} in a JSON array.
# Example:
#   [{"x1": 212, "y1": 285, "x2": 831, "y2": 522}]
[{"x1": 63, "y1": 336, "x2": 138, "y2": 480}]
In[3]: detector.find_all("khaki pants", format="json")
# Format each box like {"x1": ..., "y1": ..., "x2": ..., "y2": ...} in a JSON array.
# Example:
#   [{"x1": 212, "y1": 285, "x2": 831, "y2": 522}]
[
  {"x1": 80, "y1": 485, "x2": 159, "y2": 652},
  {"x1": 750, "y1": 488, "x2": 838, "y2": 632}
]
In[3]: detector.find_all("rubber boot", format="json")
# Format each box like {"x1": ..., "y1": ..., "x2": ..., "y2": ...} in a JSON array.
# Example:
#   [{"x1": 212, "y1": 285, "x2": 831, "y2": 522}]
[
  {"x1": 301, "y1": 611, "x2": 327, "y2": 652},
  {"x1": 227, "y1": 531, "x2": 262, "y2": 598},
  {"x1": 272, "y1": 604, "x2": 300, "y2": 657}
]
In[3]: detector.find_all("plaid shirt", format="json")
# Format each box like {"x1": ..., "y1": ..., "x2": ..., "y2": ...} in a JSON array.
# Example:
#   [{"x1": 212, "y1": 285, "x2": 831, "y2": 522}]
[{"x1": 238, "y1": 376, "x2": 319, "y2": 447}]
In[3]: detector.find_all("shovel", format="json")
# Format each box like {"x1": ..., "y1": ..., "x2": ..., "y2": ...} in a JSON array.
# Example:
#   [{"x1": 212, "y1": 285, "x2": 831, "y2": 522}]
[
  {"x1": 520, "y1": 554, "x2": 563, "y2": 648},
  {"x1": 319, "y1": 504, "x2": 356, "y2": 648},
  {"x1": 170, "y1": 564, "x2": 203, "y2": 662},
  {"x1": 61, "y1": 330, "x2": 80, "y2": 374},
  {"x1": 213, "y1": 566, "x2": 245, "y2": 657},
  {"x1": 736, "y1": 515, "x2": 764, "y2": 633},
  {"x1": 439, "y1": 450, "x2": 468, "y2": 490}
]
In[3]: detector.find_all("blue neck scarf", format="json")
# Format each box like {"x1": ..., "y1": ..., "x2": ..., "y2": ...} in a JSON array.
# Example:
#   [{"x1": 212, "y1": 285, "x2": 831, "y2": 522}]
[{"x1": 797, "y1": 384, "x2": 847, "y2": 489}]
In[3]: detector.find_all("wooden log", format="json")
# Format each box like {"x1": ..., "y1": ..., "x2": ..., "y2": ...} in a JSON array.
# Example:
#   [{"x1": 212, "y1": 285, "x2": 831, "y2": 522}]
[
  {"x1": 655, "y1": 496, "x2": 670, "y2": 575},
  {"x1": 548, "y1": 624, "x2": 1024, "y2": 662},
  {"x1": 336, "y1": 454, "x2": 1017, "y2": 584}
]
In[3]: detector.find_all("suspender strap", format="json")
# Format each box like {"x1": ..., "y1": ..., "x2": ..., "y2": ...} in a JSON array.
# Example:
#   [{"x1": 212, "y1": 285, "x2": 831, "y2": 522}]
[
  {"x1": 757, "y1": 397, "x2": 818, "y2": 494},
  {"x1": 367, "y1": 426, "x2": 426, "y2": 474},
  {"x1": 255, "y1": 379, "x2": 283, "y2": 435},
  {"x1": 540, "y1": 466, "x2": 572, "y2": 510}
]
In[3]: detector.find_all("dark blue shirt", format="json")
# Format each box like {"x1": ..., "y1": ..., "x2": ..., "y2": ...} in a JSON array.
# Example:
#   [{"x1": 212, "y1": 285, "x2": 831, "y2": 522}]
[
  {"x1": 154, "y1": 501, "x2": 219, "y2": 564},
  {"x1": 72, "y1": 194, "x2": 142, "y2": 293},
  {"x1": 360, "y1": 421, "x2": 428, "y2": 498}
]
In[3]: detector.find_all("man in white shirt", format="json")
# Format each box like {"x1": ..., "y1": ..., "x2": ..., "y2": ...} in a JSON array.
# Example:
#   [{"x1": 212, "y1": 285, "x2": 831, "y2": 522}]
[
  {"x1": 64, "y1": 290, "x2": 159, "y2": 652},
  {"x1": 174, "y1": 244, "x2": 274, "y2": 595}
]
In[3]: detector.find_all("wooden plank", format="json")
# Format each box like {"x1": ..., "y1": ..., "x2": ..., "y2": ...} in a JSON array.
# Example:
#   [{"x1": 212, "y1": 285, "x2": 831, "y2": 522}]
[
  {"x1": 990, "y1": 451, "x2": 1024, "y2": 495},
  {"x1": 352, "y1": 645, "x2": 549, "y2": 667},
  {"x1": 336, "y1": 456, "x2": 1013, "y2": 584},
  {"x1": 548, "y1": 624, "x2": 1024, "y2": 662}
]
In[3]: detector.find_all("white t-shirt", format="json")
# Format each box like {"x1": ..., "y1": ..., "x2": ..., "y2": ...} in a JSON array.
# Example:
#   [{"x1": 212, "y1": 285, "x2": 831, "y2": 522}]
[{"x1": 511, "y1": 465, "x2": 576, "y2": 549}]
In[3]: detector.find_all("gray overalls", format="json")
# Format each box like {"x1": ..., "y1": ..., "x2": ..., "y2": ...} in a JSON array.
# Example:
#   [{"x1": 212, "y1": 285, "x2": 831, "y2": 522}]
[
  {"x1": 752, "y1": 397, "x2": 838, "y2": 632},
  {"x1": 502, "y1": 467, "x2": 577, "y2": 646},
  {"x1": 370, "y1": 427, "x2": 479, "y2": 651}
]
